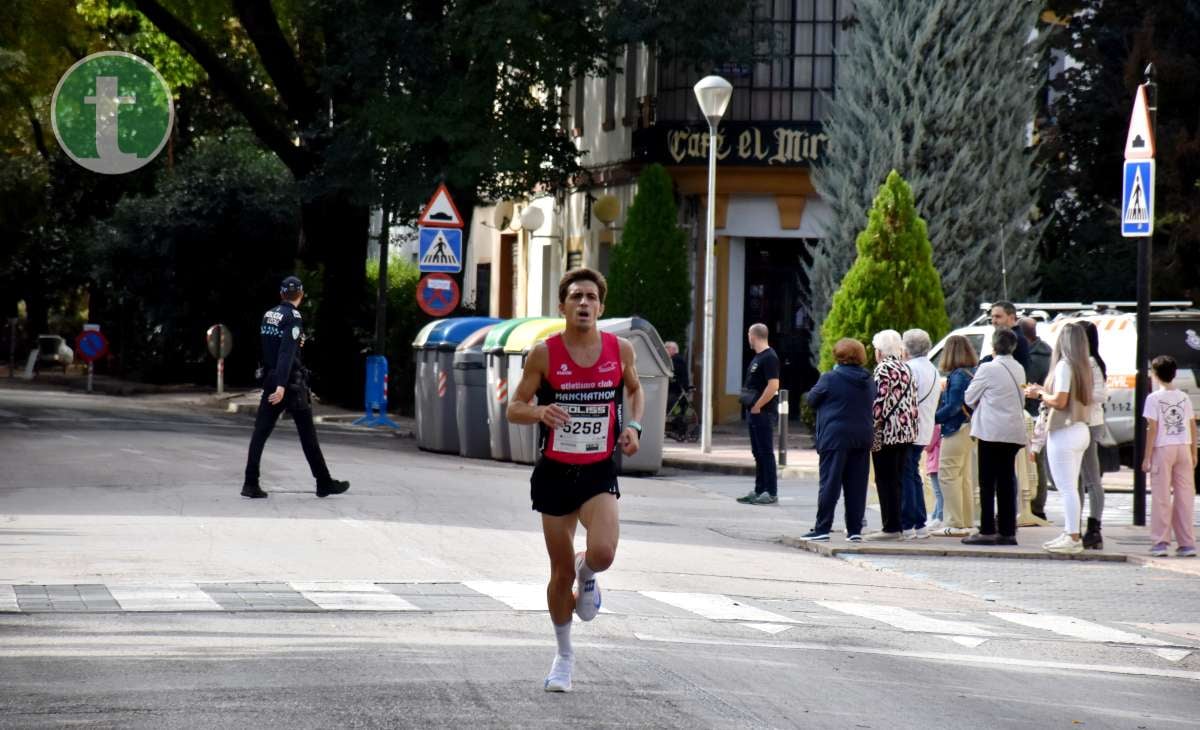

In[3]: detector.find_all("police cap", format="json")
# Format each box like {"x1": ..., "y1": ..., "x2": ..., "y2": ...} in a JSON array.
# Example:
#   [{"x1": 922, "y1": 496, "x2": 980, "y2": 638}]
[{"x1": 280, "y1": 276, "x2": 304, "y2": 295}]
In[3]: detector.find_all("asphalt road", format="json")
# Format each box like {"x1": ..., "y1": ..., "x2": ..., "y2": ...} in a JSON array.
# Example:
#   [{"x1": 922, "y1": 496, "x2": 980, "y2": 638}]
[{"x1": 2, "y1": 387, "x2": 1199, "y2": 729}]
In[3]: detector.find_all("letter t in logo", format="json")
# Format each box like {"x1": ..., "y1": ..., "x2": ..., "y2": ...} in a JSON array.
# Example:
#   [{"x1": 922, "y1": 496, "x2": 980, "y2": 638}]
[{"x1": 84, "y1": 77, "x2": 138, "y2": 166}]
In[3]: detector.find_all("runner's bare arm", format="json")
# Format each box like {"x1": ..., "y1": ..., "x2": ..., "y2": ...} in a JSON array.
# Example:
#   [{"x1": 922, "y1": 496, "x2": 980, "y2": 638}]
[
  {"x1": 619, "y1": 338, "x2": 643, "y2": 455},
  {"x1": 507, "y1": 342, "x2": 570, "y2": 428}
]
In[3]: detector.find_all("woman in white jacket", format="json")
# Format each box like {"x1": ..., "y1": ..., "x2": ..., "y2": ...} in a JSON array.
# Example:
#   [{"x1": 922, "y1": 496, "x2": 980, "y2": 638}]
[
  {"x1": 962, "y1": 329, "x2": 1028, "y2": 545},
  {"x1": 1078, "y1": 321, "x2": 1109, "y2": 549}
]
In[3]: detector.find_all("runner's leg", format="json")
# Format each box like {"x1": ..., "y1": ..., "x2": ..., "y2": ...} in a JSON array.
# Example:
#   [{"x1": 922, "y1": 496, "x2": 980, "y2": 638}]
[
  {"x1": 541, "y1": 512, "x2": 578, "y2": 691},
  {"x1": 578, "y1": 492, "x2": 619, "y2": 573}
]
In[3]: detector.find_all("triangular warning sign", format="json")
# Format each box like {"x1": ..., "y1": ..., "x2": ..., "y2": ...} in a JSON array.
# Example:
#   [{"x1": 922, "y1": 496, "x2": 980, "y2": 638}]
[
  {"x1": 420, "y1": 229, "x2": 461, "y2": 267},
  {"x1": 418, "y1": 183, "x2": 464, "y2": 228},
  {"x1": 1124, "y1": 85, "x2": 1155, "y2": 159}
]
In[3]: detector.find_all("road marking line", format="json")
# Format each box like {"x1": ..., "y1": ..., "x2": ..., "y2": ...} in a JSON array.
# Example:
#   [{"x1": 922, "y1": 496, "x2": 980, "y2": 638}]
[
  {"x1": 61, "y1": 434, "x2": 82, "y2": 440},
  {"x1": 1150, "y1": 648, "x2": 1192, "y2": 662},
  {"x1": 632, "y1": 633, "x2": 1200, "y2": 682},
  {"x1": 641, "y1": 591, "x2": 801, "y2": 625},
  {"x1": 107, "y1": 584, "x2": 223, "y2": 612},
  {"x1": 819, "y1": 601, "x2": 995, "y2": 638},
  {"x1": 463, "y1": 581, "x2": 546, "y2": 611},
  {"x1": 120, "y1": 448, "x2": 145, "y2": 455},
  {"x1": 290, "y1": 582, "x2": 419, "y2": 611},
  {"x1": 0, "y1": 409, "x2": 18, "y2": 418},
  {"x1": 0, "y1": 585, "x2": 18, "y2": 612},
  {"x1": 991, "y1": 613, "x2": 1168, "y2": 645},
  {"x1": 744, "y1": 623, "x2": 793, "y2": 635}
]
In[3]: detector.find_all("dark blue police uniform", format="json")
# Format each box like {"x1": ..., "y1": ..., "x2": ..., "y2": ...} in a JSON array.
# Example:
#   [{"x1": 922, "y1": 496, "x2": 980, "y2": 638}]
[{"x1": 241, "y1": 276, "x2": 348, "y2": 498}]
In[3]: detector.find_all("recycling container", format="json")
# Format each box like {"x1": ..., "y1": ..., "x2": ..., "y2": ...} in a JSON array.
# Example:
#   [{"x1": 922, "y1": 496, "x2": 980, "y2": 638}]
[
  {"x1": 598, "y1": 317, "x2": 673, "y2": 474},
  {"x1": 412, "y1": 317, "x2": 499, "y2": 452},
  {"x1": 504, "y1": 318, "x2": 568, "y2": 464},
  {"x1": 454, "y1": 323, "x2": 498, "y2": 458},
  {"x1": 484, "y1": 317, "x2": 540, "y2": 461}
]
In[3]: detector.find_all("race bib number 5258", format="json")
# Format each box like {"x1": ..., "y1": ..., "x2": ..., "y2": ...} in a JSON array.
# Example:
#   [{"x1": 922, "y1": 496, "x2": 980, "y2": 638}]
[{"x1": 553, "y1": 403, "x2": 611, "y2": 454}]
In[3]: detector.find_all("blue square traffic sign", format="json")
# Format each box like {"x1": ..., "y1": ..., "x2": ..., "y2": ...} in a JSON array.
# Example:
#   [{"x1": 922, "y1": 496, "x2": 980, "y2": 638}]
[
  {"x1": 1121, "y1": 159, "x2": 1154, "y2": 238},
  {"x1": 418, "y1": 226, "x2": 463, "y2": 273}
]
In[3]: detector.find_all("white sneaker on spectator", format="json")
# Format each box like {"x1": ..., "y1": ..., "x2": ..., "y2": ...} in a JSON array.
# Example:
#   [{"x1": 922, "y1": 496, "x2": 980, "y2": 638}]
[
  {"x1": 926, "y1": 519, "x2": 943, "y2": 531},
  {"x1": 900, "y1": 528, "x2": 917, "y2": 540},
  {"x1": 1044, "y1": 534, "x2": 1082, "y2": 554},
  {"x1": 913, "y1": 527, "x2": 930, "y2": 539}
]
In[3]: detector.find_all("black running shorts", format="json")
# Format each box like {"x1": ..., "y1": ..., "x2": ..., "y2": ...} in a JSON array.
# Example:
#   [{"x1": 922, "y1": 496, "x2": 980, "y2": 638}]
[{"x1": 530, "y1": 456, "x2": 620, "y2": 517}]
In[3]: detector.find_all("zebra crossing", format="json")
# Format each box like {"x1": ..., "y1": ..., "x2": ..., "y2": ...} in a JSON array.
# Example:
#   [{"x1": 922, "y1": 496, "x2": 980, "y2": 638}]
[{"x1": 1, "y1": 580, "x2": 1193, "y2": 661}]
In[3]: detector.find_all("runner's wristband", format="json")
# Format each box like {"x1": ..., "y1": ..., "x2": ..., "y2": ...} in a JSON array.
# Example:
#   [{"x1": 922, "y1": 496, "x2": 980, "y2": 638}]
[{"x1": 626, "y1": 421, "x2": 642, "y2": 435}]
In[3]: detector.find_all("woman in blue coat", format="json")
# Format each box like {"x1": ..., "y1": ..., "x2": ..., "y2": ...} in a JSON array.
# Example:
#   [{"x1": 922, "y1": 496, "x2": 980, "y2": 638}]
[{"x1": 799, "y1": 338, "x2": 878, "y2": 541}]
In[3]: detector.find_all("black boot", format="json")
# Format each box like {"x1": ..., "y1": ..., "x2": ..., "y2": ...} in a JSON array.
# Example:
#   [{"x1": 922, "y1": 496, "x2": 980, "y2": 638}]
[
  {"x1": 1082, "y1": 517, "x2": 1103, "y2": 550},
  {"x1": 241, "y1": 481, "x2": 268, "y2": 499},
  {"x1": 316, "y1": 478, "x2": 350, "y2": 498}
]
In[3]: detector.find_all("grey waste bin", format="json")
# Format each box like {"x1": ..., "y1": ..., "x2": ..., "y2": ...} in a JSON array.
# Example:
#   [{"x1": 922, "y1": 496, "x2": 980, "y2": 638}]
[
  {"x1": 413, "y1": 317, "x2": 499, "y2": 453},
  {"x1": 599, "y1": 317, "x2": 673, "y2": 474},
  {"x1": 504, "y1": 319, "x2": 567, "y2": 464},
  {"x1": 454, "y1": 323, "x2": 497, "y2": 458},
  {"x1": 484, "y1": 318, "x2": 538, "y2": 461},
  {"x1": 412, "y1": 320, "x2": 441, "y2": 449}
]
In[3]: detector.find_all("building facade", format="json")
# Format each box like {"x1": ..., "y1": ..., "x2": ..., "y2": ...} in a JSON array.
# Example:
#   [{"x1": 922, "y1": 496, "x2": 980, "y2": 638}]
[{"x1": 465, "y1": 0, "x2": 852, "y2": 423}]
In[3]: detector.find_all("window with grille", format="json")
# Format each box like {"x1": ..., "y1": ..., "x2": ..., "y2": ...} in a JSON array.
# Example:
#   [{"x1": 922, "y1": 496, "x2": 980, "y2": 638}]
[{"x1": 654, "y1": 0, "x2": 850, "y2": 124}]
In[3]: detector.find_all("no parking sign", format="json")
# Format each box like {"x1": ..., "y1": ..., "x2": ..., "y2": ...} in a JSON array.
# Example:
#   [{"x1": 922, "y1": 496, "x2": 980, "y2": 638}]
[{"x1": 417, "y1": 273, "x2": 460, "y2": 317}]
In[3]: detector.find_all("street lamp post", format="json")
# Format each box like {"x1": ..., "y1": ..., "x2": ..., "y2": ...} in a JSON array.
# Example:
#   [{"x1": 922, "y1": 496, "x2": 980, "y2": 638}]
[{"x1": 693, "y1": 75, "x2": 732, "y2": 454}]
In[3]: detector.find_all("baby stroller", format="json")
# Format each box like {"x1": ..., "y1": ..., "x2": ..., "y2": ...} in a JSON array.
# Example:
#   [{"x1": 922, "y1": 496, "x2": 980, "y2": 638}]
[{"x1": 665, "y1": 386, "x2": 700, "y2": 442}]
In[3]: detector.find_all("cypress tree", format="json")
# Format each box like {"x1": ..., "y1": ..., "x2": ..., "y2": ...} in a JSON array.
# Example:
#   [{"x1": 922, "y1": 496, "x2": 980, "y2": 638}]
[
  {"x1": 605, "y1": 163, "x2": 691, "y2": 344},
  {"x1": 808, "y1": 0, "x2": 1046, "y2": 364},
  {"x1": 819, "y1": 170, "x2": 950, "y2": 371}
]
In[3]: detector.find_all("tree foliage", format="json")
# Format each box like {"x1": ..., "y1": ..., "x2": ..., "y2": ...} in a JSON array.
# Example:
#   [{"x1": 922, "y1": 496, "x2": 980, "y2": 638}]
[
  {"x1": 809, "y1": 0, "x2": 1045, "y2": 364},
  {"x1": 1038, "y1": 0, "x2": 1200, "y2": 303},
  {"x1": 604, "y1": 164, "x2": 691, "y2": 344},
  {"x1": 91, "y1": 131, "x2": 300, "y2": 383},
  {"x1": 819, "y1": 170, "x2": 950, "y2": 371}
]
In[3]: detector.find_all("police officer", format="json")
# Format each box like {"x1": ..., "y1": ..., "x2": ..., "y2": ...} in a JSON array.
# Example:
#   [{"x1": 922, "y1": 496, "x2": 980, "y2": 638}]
[{"x1": 241, "y1": 275, "x2": 349, "y2": 499}]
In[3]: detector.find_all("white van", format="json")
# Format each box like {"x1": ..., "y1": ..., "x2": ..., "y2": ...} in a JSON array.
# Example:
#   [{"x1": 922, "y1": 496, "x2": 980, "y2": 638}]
[{"x1": 930, "y1": 303, "x2": 1200, "y2": 465}]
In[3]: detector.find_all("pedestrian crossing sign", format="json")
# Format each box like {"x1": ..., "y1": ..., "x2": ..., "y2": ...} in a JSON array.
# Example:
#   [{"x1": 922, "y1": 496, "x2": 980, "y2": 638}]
[
  {"x1": 1121, "y1": 159, "x2": 1154, "y2": 238},
  {"x1": 418, "y1": 226, "x2": 463, "y2": 272}
]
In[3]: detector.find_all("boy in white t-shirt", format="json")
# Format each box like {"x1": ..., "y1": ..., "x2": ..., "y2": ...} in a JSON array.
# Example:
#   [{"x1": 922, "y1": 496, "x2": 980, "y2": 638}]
[{"x1": 1141, "y1": 355, "x2": 1198, "y2": 557}]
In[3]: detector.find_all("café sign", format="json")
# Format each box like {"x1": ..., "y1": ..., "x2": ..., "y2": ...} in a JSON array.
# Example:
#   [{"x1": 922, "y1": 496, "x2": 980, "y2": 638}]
[{"x1": 633, "y1": 122, "x2": 828, "y2": 167}]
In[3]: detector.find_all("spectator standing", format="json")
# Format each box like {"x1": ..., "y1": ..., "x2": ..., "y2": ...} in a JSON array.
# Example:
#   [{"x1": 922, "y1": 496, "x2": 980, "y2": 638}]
[
  {"x1": 1025, "y1": 322, "x2": 1093, "y2": 554},
  {"x1": 925, "y1": 426, "x2": 944, "y2": 529},
  {"x1": 1020, "y1": 318, "x2": 1053, "y2": 521},
  {"x1": 902, "y1": 329, "x2": 939, "y2": 539},
  {"x1": 987, "y1": 301, "x2": 1031, "y2": 374},
  {"x1": 800, "y1": 339, "x2": 877, "y2": 542},
  {"x1": 736, "y1": 324, "x2": 781, "y2": 505},
  {"x1": 932, "y1": 335, "x2": 979, "y2": 536},
  {"x1": 864, "y1": 330, "x2": 918, "y2": 540},
  {"x1": 664, "y1": 341, "x2": 690, "y2": 409},
  {"x1": 1142, "y1": 356, "x2": 1197, "y2": 558},
  {"x1": 1078, "y1": 321, "x2": 1109, "y2": 549},
  {"x1": 962, "y1": 329, "x2": 1028, "y2": 545}
]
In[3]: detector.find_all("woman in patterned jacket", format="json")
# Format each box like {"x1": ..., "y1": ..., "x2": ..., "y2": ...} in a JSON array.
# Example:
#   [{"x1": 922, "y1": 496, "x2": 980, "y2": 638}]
[{"x1": 865, "y1": 330, "x2": 919, "y2": 540}]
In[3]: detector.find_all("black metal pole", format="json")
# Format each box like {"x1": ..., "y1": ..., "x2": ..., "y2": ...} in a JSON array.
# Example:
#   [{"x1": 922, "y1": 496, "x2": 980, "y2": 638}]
[
  {"x1": 375, "y1": 207, "x2": 391, "y2": 357},
  {"x1": 1132, "y1": 64, "x2": 1157, "y2": 527},
  {"x1": 777, "y1": 388, "x2": 789, "y2": 467}
]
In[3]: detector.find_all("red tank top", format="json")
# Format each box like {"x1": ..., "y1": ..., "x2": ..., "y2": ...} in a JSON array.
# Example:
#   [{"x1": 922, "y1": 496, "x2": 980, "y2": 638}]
[{"x1": 540, "y1": 332, "x2": 624, "y2": 465}]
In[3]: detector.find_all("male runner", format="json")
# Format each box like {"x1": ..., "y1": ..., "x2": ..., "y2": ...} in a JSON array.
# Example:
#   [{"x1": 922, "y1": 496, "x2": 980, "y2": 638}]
[{"x1": 508, "y1": 267, "x2": 644, "y2": 693}]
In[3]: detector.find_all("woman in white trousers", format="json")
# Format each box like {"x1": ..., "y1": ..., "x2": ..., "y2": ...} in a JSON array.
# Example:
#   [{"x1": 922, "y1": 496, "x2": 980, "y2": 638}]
[{"x1": 1025, "y1": 322, "x2": 1093, "y2": 554}]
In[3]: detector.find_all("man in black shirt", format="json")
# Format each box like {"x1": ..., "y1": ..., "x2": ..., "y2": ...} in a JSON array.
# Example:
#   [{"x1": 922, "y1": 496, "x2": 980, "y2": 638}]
[
  {"x1": 987, "y1": 301, "x2": 1030, "y2": 375},
  {"x1": 241, "y1": 276, "x2": 349, "y2": 499},
  {"x1": 736, "y1": 323, "x2": 781, "y2": 505}
]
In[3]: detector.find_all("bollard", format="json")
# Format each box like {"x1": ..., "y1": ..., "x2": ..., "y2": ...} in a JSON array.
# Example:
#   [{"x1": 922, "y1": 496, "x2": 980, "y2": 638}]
[{"x1": 777, "y1": 388, "x2": 789, "y2": 467}]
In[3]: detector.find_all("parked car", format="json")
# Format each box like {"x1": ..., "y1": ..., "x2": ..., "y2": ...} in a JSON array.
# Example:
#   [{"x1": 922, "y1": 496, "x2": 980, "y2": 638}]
[{"x1": 37, "y1": 335, "x2": 74, "y2": 372}]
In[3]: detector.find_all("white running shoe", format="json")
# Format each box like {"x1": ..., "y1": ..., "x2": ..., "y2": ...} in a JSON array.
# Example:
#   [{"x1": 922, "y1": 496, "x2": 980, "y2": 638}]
[
  {"x1": 574, "y1": 552, "x2": 601, "y2": 622},
  {"x1": 1042, "y1": 533, "x2": 1069, "y2": 549},
  {"x1": 544, "y1": 654, "x2": 573, "y2": 692},
  {"x1": 913, "y1": 527, "x2": 930, "y2": 539},
  {"x1": 1044, "y1": 534, "x2": 1083, "y2": 554}
]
